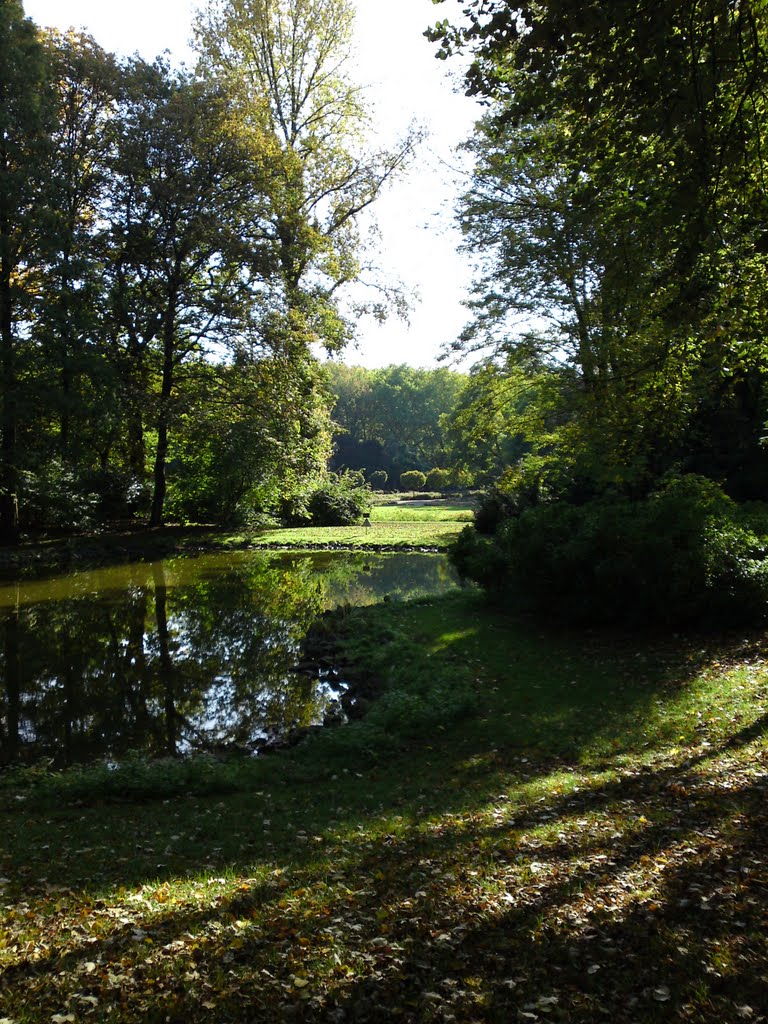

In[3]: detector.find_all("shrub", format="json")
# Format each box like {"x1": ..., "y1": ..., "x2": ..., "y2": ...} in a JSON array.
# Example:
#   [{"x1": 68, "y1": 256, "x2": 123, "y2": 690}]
[
  {"x1": 286, "y1": 471, "x2": 370, "y2": 527},
  {"x1": 452, "y1": 474, "x2": 768, "y2": 626},
  {"x1": 400, "y1": 470, "x2": 426, "y2": 492},
  {"x1": 368, "y1": 469, "x2": 388, "y2": 490},
  {"x1": 473, "y1": 466, "x2": 542, "y2": 534},
  {"x1": 17, "y1": 461, "x2": 147, "y2": 531},
  {"x1": 425, "y1": 467, "x2": 450, "y2": 492}
]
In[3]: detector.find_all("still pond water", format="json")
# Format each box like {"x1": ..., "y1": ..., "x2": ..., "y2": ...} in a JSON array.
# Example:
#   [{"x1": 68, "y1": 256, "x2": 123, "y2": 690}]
[{"x1": 0, "y1": 550, "x2": 459, "y2": 768}]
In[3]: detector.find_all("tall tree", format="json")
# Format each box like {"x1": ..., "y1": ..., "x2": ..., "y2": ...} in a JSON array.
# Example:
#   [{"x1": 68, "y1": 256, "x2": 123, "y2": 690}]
[
  {"x1": 0, "y1": 0, "x2": 53, "y2": 544},
  {"x1": 194, "y1": 0, "x2": 416, "y2": 356},
  {"x1": 104, "y1": 60, "x2": 271, "y2": 526},
  {"x1": 37, "y1": 31, "x2": 120, "y2": 468}
]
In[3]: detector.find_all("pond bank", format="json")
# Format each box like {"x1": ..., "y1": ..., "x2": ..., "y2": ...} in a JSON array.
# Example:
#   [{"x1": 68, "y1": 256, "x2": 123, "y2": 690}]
[{"x1": 0, "y1": 525, "x2": 456, "y2": 582}]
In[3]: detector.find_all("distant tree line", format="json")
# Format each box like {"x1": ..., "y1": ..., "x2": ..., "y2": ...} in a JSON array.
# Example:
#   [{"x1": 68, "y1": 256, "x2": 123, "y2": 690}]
[
  {"x1": 0, "y1": 0, "x2": 413, "y2": 544},
  {"x1": 325, "y1": 361, "x2": 533, "y2": 490}
]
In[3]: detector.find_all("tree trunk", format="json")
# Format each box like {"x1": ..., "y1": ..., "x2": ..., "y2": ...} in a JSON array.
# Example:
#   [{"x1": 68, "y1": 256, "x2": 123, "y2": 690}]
[
  {"x1": 0, "y1": 256, "x2": 19, "y2": 547},
  {"x1": 149, "y1": 307, "x2": 176, "y2": 527},
  {"x1": 153, "y1": 564, "x2": 177, "y2": 756},
  {"x1": 2, "y1": 598, "x2": 21, "y2": 765}
]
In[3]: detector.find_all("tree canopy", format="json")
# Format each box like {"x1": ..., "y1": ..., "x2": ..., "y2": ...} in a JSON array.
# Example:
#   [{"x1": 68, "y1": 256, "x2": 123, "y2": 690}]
[
  {"x1": 431, "y1": 0, "x2": 768, "y2": 501},
  {"x1": 0, "y1": 0, "x2": 414, "y2": 541}
]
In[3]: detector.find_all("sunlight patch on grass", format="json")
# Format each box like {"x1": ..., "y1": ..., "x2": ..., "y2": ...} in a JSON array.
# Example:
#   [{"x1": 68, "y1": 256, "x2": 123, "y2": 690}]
[
  {"x1": 252, "y1": 520, "x2": 465, "y2": 548},
  {"x1": 370, "y1": 504, "x2": 474, "y2": 523}
]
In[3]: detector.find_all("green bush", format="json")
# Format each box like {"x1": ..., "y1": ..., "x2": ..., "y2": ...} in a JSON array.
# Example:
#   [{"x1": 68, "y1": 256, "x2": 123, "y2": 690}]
[
  {"x1": 286, "y1": 471, "x2": 371, "y2": 527},
  {"x1": 368, "y1": 469, "x2": 388, "y2": 490},
  {"x1": 425, "y1": 467, "x2": 450, "y2": 492},
  {"x1": 400, "y1": 470, "x2": 427, "y2": 492},
  {"x1": 17, "y1": 461, "x2": 146, "y2": 531},
  {"x1": 452, "y1": 474, "x2": 768, "y2": 626},
  {"x1": 473, "y1": 466, "x2": 542, "y2": 534}
]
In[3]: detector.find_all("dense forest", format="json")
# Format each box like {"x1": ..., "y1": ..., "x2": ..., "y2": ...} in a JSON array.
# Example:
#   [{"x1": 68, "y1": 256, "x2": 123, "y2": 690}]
[{"x1": 0, "y1": 0, "x2": 416, "y2": 544}]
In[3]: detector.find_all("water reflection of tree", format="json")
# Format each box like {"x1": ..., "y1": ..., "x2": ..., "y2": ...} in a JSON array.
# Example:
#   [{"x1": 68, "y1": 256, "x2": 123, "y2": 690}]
[
  {"x1": 0, "y1": 551, "x2": 458, "y2": 766},
  {"x1": 0, "y1": 553, "x2": 347, "y2": 765},
  {"x1": 327, "y1": 553, "x2": 459, "y2": 607},
  {"x1": 159, "y1": 555, "x2": 334, "y2": 752},
  {"x1": 2, "y1": 593, "x2": 155, "y2": 766},
  {"x1": 0, "y1": 589, "x2": 21, "y2": 765}
]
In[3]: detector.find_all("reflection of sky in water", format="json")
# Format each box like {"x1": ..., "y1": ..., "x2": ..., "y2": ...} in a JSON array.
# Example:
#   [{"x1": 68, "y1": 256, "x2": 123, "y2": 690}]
[{"x1": 0, "y1": 551, "x2": 459, "y2": 767}]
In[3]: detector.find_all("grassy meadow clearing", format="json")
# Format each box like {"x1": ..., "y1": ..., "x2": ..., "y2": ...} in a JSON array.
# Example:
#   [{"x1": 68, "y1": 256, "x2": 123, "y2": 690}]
[{"x1": 250, "y1": 498, "x2": 475, "y2": 550}]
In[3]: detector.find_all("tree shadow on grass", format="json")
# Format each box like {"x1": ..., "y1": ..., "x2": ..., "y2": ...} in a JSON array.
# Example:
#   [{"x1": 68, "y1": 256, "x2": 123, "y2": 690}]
[
  {"x1": 1, "y1": 608, "x2": 767, "y2": 1021},
  {"x1": 2, "y1": 719, "x2": 766, "y2": 1022}
]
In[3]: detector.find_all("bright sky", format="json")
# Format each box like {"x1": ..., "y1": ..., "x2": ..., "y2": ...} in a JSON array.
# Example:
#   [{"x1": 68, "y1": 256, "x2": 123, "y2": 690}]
[{"x1": 22, "y1": 0, "x2": 480, "y2": 370}]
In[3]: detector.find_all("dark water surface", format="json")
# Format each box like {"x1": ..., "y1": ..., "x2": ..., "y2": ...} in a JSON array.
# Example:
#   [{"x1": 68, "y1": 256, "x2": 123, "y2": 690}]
[{"x1": 0, "y1": 550, "x2": 459, "y2": 767}]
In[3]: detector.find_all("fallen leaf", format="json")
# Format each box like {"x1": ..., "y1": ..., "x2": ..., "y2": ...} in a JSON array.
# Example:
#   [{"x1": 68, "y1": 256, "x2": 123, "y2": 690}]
[{"x1": 537, "y1": 995, "x2": 559, "y2": 1007}]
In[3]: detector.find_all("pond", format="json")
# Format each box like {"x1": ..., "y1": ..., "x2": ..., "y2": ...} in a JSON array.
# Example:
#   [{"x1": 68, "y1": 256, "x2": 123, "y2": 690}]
[{"x1": 0, "y1": 549, "x2": 460, "y2": 768}]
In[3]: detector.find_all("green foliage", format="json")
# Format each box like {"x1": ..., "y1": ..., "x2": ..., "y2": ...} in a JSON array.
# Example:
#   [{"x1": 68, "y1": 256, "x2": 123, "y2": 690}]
[
  {"x1": 433, "y1": 0, "x2": 768, "y2": 504},
  {"x1": 306, "y1": 472, "x2": 370, "y2": 527},
  {"x1": 399, "y1": 470, "x2": 427, "y2": 492},
  {"x1": 18, "y1": 461, "x2": 149, "y2": 532},
  {"x1": 285, "y1": 470, "x2": 371, "y2": 527},
  {"x1": 453, "y1": 475, "x2": 768, "y2": 626},
  {"x1": 368, "y1": 469, "x2": 388, "y2": 489},
  {"x1": 425, "y1": 467, "x2": 450, "y2": 492},
  {"x1": 473, "y1": 467, "x2": 540, "y2": 535},
  {"x1": 326, "y1": 362, "x2": 468, "y2": 480},
  {"x1": 442, "y1": 356, "x2": 536, "y2": 487},
  {"x1": 19, "y1": 461, "x2": 98, "y2": 532},
  {"x1": 164, "y1": 358, "x2": 333, "y2": 528}
]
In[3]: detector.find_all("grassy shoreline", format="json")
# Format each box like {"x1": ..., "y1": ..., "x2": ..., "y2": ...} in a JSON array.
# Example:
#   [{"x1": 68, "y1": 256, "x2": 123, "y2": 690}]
[
  {"x1": 0, "y1": 504, "x2": 472, "y2": 580},
  {"x1": 2, "y1": 591, "x2": 767, "y2": 1021}
]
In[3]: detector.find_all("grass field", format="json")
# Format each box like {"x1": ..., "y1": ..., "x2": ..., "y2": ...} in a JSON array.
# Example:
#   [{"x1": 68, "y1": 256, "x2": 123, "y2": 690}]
[
  {"x1": 251, "y1": 500, "x2": 474, "y2": 549},
  {"x1": 369, "y1": 502, "x2": 474, "y2": 523},
  {"x1": 2, "y1": 592, "x2": 767, "y2": 1022}
]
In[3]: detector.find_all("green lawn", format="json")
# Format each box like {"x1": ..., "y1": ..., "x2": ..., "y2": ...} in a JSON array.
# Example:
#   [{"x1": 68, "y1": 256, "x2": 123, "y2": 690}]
[
  {"x1": 369, "y1": 502, "x2": 474, "y2": 523},
  {"x1": 2, "y1": 592, "x2": 767, "y2": 1022},
  {"x1": 251, "y1": 501, "x2": 474, "y2": 549}
]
